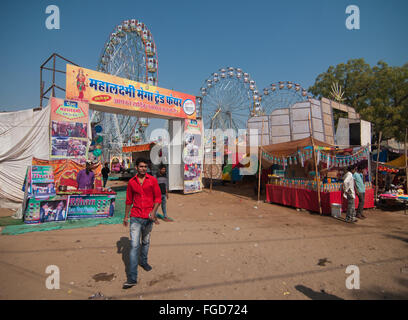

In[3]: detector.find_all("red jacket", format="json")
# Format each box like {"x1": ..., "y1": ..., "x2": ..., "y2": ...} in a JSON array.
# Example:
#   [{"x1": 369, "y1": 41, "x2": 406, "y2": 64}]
[{"x1": 126, "y1": 174, "x2": 162, "y2": 218}]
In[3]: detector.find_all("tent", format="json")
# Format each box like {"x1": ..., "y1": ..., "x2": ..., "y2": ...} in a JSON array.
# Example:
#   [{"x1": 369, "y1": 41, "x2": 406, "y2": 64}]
[{"x1": 0, "y1": 105, "x2": 50, "y2": 210}]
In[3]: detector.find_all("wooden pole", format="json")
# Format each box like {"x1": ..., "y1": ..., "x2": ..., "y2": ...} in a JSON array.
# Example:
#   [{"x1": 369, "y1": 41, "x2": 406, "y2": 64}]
[
  {"x1": 308, "y1": 113, "x2": 322, "y2": 215},
  {"x1": 405, "y1": 128, "x2": 407, "y2": 194},
  {"x1": 257, "y1": 119, "x2": 264, "y2": 203},
  {"x1": 375, "y1": 131, "x2": 382, "y2": 203},
  {"x1": 210, "y1": 128, "x2": 213, "y2": 193}
]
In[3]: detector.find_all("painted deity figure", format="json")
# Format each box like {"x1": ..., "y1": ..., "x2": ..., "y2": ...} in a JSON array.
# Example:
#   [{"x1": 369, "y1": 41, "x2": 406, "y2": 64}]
[{"x1": 76, "y1": 69, "x2": 87, "y2": 99}]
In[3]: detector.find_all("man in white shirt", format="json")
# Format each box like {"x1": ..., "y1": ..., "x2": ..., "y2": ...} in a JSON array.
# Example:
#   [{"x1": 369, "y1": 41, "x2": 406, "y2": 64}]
[{"x1": 343, "y1": 166, "x2": 357, "y2": 223}]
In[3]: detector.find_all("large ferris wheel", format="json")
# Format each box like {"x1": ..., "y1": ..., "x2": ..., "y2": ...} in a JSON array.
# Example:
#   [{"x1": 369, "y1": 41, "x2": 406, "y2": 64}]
[
  {"x1": 259, "y1": 81, "x2": 312, "y2": 115},
  {"x1": 92, "y1": 19, "x2": 158, "y2": 159},
  {"x1": 199, "y1": 67, "x2": 261, "y2": 131}
]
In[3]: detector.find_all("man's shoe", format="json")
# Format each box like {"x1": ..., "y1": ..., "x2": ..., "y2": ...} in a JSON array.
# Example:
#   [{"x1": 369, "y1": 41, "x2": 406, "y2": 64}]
[
  {"x1": 122, "y1": 280, "x2": 137, "y2": 289},
  {"x1": 356, "y1": 214, "x2": 366, "y2": 219},
  {"x1": 139, "y1": 263, "x2": 152, "y2": 271}
]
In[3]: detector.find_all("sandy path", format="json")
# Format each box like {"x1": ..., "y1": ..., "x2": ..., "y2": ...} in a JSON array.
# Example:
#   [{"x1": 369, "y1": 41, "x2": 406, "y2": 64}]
[{"x1": 1, "y1": 184, "x2": 407, "y2": 300}]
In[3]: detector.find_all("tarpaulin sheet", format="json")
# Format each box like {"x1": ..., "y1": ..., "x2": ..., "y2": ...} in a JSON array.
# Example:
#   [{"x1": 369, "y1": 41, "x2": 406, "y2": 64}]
[{"x1": 0, "y1": 105, "x2": 50, "y2": 209}]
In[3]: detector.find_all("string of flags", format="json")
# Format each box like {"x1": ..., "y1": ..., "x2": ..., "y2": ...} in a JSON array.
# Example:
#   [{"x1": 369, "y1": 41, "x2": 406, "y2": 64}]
[{"x1": 262, "y1": 146, "x2": 370, "y2": 168}]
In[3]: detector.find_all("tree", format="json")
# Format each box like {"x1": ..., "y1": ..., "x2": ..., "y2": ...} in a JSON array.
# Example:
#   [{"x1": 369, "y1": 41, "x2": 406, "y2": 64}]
[{"x1": 308, "y1": 59, "x2": 408, "y2": 142}]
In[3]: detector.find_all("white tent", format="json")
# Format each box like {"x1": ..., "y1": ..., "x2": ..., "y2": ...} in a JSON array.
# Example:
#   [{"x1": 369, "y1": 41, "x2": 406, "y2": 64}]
[{"x1": 0, "y1": 104, "x2": 50, "y2": 210}]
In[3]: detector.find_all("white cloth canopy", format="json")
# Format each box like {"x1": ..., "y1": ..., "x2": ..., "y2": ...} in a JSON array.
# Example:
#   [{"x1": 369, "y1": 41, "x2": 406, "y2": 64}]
[{"x1": 0, "y1": 104, "x2": 50, "y2": 209}]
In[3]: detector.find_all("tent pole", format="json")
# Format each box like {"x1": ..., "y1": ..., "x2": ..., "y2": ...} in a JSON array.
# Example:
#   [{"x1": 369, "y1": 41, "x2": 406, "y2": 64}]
[
  {"x1": 308, "y1": 112, "x2": 322, "y2": 215},
  {"x1": 405, "y1": 128, "x2": 407, "y2": 196},
  {"x1": 257, "y1": 119, "x2": 264, "y2": 203},
  {"x1": 375, "y1": 131, "x2": 382, "y2": 204}
]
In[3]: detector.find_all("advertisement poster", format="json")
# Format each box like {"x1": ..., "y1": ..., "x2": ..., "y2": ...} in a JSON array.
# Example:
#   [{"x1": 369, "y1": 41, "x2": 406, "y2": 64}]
[
  {"x1": 50, "y1": 97, "x2": 89, "y2": 159},
  {"x1": 66, "y1": 64, "x2": 196, "y2": 120},
  {"x1": 67, "y1": 195, "x2": 113, "y2": 219},
  {"x1": 32, "y1": 158, "x2": 102, "y2": 189},
  {"x1": 24, "y1": 196, "x2": 68, "y2": 224},
  {"x1": 30, "y1": 165, "x2": 56, "y2": 198},
  {"x1": 183, "y1": 119, "x2": 203, "y2": 194}
]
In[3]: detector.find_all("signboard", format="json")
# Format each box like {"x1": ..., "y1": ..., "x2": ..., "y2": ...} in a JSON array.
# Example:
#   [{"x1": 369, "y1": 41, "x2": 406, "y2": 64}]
[
  {"x1": 183, "y1": 119, "x2": 203, "y2": 194},
  {"x1": 30, "y1": 165, "x2": 56, "y2": 198},
  {"x1": 67, "y1": 195, "x2": 113, "y2": 219},
  {"x1": 50, "y1": 97, "x2": 89, "y2": 159},
  {"x1": 24, "y1": 196, "x2": 68, "y2": 224},
  {"x1": 65, "y1": 64, "x2": 196, "y2": 120}
]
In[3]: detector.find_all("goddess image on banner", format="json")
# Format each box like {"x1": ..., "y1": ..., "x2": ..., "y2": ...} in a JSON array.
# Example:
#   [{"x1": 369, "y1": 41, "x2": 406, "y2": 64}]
[{"x1": 183, "y1": 119, "x2": 203, "y2": 194}]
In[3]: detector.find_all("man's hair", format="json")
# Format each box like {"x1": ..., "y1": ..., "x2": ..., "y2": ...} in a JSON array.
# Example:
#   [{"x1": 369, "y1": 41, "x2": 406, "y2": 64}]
[
  {"x1": 136, "y1": 158, "x2": 149, "y2": 166},
  {"x1": 159, "y1": 164, "x2": 166, "y2": 170}
]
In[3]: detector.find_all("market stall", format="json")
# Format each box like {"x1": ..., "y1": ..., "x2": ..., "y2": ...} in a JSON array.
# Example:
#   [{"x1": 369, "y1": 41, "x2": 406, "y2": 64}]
[
  {"x1": 22, "y1": 161, "x2": 116, "y2": 224},
  {"x1": 262, "y1": 137, "x2": 375, "y2": 215},
  {"x1": 21, "y1": 97, "x2": 117, "y2": 224}
]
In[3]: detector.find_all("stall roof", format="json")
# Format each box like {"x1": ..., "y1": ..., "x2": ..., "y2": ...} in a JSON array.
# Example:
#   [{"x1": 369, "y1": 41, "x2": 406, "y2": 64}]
[
  {"x1": 260, "y1": 136, "x2": 334, "y2": 157},
  {"x1": 385, "y1": 154, "x2": 406, "y2": 168},
  {"x1": 122, "y1": 142, "x2": 155, "y2": 153}
]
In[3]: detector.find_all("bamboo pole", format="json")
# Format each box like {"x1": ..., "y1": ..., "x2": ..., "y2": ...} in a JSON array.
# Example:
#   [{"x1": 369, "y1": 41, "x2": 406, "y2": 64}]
[
  {"x1": 257, "y1": 119, "x2": 264, "y2": 203},
  {"x1": 308, "y1": 113, "x2": 322, "y2": 215},
  {"x1": 405, "y1": 128, "x2": 407, "y2": 195},
  {"x1": 374, "y1": 131, "x2": 382, "y2": 203}
]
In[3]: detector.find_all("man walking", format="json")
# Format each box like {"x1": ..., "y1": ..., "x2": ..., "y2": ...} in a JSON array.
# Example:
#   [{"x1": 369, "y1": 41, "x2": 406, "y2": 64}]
[
  {"x1": 353, "y1": 166, "x2": 367, "y2": 219},
  {"x1": 101, "y1": 162, "x2": 110, "y2": 188},
  {"x1": 156, "y1": 164, "x2": 170, "y2": 221},
  {"x1": 122, "y1": 158, "x2": 161, "y2": 289},
  {"x1": 343, "y1": 166, "x2": 358, "y2": 223}
]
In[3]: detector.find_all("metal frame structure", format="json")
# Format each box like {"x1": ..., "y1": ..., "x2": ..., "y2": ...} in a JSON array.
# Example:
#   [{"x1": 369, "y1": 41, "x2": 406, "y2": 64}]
[{"x1": 40, "y1": 53, "x2": 79, "y2": 108}]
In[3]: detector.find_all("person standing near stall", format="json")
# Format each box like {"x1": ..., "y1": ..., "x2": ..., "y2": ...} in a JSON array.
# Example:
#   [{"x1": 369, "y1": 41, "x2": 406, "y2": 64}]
[
  {"x1": 101, "y1": 162, "x2": 110, "y2": 188},
  {"x1": 122, "y1": 158, "x2": 161, "y2": 289},
  {"x1": 156, "y1": 164, "x2": 170, "y2": 221},
  {"x1": 343, "y1": 166, "x2": 358, "y2": 223},
  {"x1": 353, "y1": 166, "x2": 367, "y2": 219},
  {"x1": 76, "y1": 161, "x2": 95, "y2": 190}
]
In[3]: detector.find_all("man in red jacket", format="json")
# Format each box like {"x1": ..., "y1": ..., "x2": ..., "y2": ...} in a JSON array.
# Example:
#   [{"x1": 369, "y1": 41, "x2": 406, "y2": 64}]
[{"x1": 122, "y1": 158, "x2": 161, "y2": 289}]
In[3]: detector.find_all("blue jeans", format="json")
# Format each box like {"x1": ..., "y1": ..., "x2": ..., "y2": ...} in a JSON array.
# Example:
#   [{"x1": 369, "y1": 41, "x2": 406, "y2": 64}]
[
  {"x1": 161, "y1": 194, "x2": 167, "y2": 217},
  {"x1": 128, "y1": 217, "x2": 153, "y2": 282}
]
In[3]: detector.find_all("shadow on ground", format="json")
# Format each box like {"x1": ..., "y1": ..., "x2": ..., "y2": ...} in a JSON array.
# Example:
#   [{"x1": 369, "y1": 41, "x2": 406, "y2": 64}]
[{"x1": 295, "y1": 285, "x2": 343, "y2": 300}]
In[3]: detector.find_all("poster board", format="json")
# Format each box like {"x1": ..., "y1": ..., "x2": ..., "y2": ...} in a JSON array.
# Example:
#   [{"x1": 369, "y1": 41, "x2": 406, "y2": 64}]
[
  {"x1": 30, "y1": 165, "x2": 56, "y2": 198},
  {"x1": 50, "y1": 97, "x2": 89, "y2": 160},
  {"x1": 67, "y1": 194, "x2": 113, "y2": 219},
  {"x1": 24, "y1": 195, "x2": 68, "y2": 224},
  {"x1": 183, "y1": 119, "x2": 203, "y2": 194}
]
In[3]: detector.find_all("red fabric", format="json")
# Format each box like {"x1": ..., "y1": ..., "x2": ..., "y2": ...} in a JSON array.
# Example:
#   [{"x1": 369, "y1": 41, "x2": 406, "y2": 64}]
[
  {"x1": 126, "y1": 174, "x2": 162, "y2": 218},
  {"x1": 266, "y1": 185, "x2": 374, "y2": 215}
]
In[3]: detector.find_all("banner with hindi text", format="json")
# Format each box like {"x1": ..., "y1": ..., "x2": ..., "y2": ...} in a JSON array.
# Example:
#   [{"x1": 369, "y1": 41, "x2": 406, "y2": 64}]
[{"x1": 65, "y1": 64, "x2": 197, "y2": 120}]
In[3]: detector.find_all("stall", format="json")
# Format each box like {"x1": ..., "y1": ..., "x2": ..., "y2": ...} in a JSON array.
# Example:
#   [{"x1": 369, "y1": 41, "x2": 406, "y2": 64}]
[
  {"x1": 23, "y1": 160, "x2": 116, "y2": 224},
  {"x1": 262, "y1": 137, "x2": 375, "y2": 215},
  {"x1": 21, "y1": 96, "x2": 117, "y2": 224}
]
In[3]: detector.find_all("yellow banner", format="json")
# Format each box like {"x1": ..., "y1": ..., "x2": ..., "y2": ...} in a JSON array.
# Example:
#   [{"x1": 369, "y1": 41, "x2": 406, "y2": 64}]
[{"x1": 65, "y1": 64, "x2": 196, "y2": 119}]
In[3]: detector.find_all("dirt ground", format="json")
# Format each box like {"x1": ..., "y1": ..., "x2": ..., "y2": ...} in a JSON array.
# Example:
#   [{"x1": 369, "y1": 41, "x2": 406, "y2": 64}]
[{"x1": 1, "y1": 182, "x2": 408, "y2": 300}]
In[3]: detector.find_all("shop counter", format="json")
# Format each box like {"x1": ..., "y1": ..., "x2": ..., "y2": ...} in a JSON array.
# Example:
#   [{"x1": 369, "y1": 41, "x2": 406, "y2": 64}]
[{"x1": 266, "y1": 184, "x2": 374, "y2": 214}]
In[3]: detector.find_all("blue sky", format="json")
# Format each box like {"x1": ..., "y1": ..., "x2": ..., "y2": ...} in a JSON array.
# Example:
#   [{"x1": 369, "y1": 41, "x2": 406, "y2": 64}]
[{"x1": 0, "y1": 0, "x2": 407, "y2": 134}]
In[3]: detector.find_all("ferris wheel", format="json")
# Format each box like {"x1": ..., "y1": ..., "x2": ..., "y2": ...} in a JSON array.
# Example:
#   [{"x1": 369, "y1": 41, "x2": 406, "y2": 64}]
[
  {"x1": 199, "y1": 67, "x2": 260, "y2": 131},
  {"x1": 92, "y1": 19, "x2": 158, "y2": 158},
  {"x1": 260, "y1": 81, "x2": 312, "y2": 115}
]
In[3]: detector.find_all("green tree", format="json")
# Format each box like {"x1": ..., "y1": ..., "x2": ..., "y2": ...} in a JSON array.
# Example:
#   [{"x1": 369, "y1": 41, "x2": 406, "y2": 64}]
[{"x1": 308, "y1": 59, "x2": 408, "y2": 142}]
